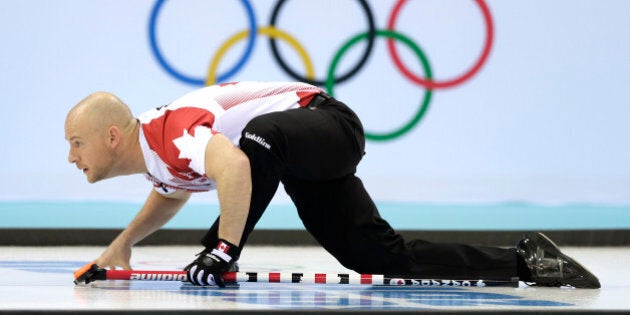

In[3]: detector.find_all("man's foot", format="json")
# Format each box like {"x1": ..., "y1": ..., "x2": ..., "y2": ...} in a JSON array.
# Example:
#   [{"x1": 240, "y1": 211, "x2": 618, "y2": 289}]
[{"x1": 516, "y1": 232, "x2": 600, "y2": 288}]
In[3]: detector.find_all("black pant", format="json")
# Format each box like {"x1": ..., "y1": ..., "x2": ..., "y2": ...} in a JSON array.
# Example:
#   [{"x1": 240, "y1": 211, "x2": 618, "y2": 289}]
[{"x1": 201, "y1": 95, "x2": 518, "y2": 279}]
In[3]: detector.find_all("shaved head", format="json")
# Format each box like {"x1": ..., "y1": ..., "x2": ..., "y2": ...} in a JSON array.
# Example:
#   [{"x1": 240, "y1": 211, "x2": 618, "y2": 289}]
[
  {"x1": 65, "y1": 92, "x2": 140, "y2": 183},
  {"x1": 66, "y1": 92, "x2": 134, "y2": 134}
]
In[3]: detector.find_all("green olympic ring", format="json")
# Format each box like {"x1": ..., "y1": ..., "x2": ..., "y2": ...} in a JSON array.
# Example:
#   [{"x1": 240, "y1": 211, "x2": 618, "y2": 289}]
[{"x1": 326, "y1": 29, "x2": 433, "y2": 141}]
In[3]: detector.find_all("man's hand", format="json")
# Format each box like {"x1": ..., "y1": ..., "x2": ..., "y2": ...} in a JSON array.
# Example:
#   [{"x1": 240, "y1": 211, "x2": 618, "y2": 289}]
[
  {"x1": 94, "y1": 238, "x2": 132, "y2": 270},
  {"x1": 185, "y1": 239, "x2": 240, "y2": 287}
]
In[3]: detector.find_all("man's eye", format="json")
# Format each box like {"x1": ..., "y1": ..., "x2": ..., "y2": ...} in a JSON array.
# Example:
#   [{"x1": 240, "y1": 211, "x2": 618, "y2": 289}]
[{"x1": 74, "y1": 142, "x2": 82, "y2": 147}]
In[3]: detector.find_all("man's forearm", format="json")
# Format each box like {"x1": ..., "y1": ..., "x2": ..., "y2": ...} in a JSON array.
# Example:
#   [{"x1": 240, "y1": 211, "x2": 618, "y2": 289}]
[
  {"x1": 115, "y1": 189, "x2": 190, "y2": 247},
  {"x1": 216, "y1": 156, "x2": 252, "y2": 246},
  {"x1": 203, "y1": 134, "x2": 254, "y2": 248}
]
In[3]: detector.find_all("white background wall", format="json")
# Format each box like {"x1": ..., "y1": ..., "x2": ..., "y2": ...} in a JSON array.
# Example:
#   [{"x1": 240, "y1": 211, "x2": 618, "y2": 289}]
[{"x1": 1, "y1": 0, "x2": 628, "y2": 205}]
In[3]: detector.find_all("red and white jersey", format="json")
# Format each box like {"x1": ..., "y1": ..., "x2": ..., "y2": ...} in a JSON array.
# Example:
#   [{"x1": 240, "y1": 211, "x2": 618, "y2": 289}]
[{"x1": 137, "y1": 81, "x2": 323, "y2": 194}]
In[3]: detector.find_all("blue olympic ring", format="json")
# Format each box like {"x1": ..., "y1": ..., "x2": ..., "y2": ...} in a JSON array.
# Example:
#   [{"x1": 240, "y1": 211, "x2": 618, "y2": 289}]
[{"x1": 148, "y1": 0, "x2": 257, "y2": 85}]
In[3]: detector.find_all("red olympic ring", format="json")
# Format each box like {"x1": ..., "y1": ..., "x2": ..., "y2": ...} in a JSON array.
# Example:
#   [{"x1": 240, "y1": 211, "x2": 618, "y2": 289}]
[{"x1": 386, "y1": 0, "x2": 494, "y2": 89}]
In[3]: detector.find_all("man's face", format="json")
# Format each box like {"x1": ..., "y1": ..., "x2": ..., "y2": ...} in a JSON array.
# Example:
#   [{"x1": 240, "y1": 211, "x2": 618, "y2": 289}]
[{"x1": 65, "y1": 114, "x2": 114, "y2": 183}]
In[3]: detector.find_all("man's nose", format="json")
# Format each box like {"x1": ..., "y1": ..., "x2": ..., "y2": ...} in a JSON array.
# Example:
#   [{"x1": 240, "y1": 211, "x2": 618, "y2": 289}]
[{"x1": 68, "y1": 151, "x2": 77, "y2": 163}]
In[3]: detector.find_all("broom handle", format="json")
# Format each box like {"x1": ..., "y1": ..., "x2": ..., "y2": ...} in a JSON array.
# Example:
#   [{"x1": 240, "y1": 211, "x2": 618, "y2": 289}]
[{"x1": 103, "y1": 269, "x2": 519, "y2": 287}]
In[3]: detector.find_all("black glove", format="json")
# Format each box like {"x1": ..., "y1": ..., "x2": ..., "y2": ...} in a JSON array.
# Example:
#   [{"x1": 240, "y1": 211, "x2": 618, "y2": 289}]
[{"x1": 184, "y1": 239, "x2": 240, "y2": 287}]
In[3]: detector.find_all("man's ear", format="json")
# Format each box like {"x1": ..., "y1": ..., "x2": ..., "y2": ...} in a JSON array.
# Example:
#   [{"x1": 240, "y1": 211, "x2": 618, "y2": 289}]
[{"x1": 107, "y1": 125, "x2": 121, "y2": 148}]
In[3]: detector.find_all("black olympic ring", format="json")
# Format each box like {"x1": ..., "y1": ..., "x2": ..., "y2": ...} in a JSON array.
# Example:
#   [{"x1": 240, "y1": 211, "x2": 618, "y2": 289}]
[{"x1": 268, "y1": 0, "x2": 376, "y2": 86}]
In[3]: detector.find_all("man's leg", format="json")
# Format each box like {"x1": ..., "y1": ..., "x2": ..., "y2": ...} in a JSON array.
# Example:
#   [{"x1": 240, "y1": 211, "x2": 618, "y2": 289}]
[
  {"x1": 261, "y1": 98, "x2": 519, "y2": 279},
  {"x1": 283, "y1": 174, "x2": 518, "y2": 279}
]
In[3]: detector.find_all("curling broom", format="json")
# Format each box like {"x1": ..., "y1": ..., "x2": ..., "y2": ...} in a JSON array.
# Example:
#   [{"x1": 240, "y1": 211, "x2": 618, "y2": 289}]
[{"x1": 73, "y1": 263, "x2": 519, "y2": 287}]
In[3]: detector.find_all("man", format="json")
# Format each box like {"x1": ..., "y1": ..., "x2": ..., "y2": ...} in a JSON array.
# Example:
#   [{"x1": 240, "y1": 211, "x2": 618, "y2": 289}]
[{"x1": 65, "y1": 81, "x2": 600, "y2": 288}]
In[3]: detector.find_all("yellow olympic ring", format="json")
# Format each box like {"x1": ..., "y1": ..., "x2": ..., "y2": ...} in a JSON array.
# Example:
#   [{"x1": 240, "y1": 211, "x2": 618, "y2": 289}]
[{"x1": 206, "y1": 26, "x2": 315, "y2": 85}]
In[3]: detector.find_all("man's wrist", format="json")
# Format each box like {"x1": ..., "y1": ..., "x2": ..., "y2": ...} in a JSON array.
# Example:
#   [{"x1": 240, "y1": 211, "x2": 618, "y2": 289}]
[
  {"x1": 112, "y1": 233, "x2": 134, "y2": 248},
  {"x1": 211, "y1": 239, "x2": 240, "y2": 263}
]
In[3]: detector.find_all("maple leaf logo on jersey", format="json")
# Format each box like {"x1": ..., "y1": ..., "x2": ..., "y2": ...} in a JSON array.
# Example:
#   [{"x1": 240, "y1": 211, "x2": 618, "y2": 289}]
[{"x1": 172, "y1": 126, "x2": 213, "y2": 175}]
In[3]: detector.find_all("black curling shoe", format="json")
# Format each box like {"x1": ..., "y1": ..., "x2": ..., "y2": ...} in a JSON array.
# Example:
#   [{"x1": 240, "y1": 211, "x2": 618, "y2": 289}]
[{"x1": 516, "y1": 232, "x2": 600, "y2": 289}]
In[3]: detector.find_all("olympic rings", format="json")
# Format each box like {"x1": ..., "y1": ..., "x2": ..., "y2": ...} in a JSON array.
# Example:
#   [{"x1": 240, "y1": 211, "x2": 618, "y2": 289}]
[
  {"x1": 206, "y1": 26, "x2": 315, "y2": 86},
  {"x1": 326, "y1": 30, "x2": 433, "y2": 141},
  {"x1": 268, "y1": 0, "x2": 376, "y2": 86},
  {"x1": 148, "y1": 0, "x2": 257, "y2": 85},
  {"x1": 148, "y1": 1, "x2": 496, "y2": 140},
  {"x1": 386, "y1": 0, "x2": 494, "y2": 89}
]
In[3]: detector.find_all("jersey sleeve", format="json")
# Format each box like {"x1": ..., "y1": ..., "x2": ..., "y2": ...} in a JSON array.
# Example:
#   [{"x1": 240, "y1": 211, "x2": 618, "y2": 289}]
[
  {"x1": 145, "y1": 173, "x2": 180, "y2": 195},
  {"x1": 154, "y1": 182, "x2": 178, "y2": 195}
]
